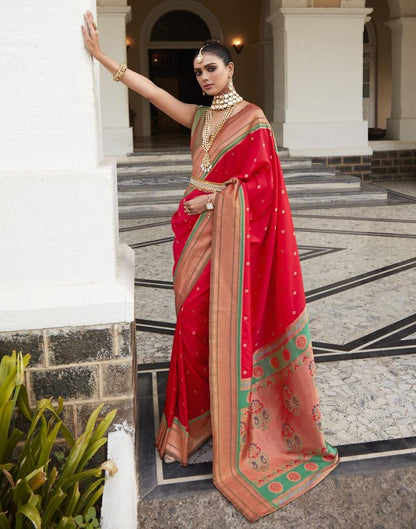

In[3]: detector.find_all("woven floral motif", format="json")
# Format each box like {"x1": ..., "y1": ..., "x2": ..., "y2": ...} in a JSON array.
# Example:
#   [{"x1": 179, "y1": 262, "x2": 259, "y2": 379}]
[
  {"x1": 282, "y1": 423, "x2": 302, "y2": 452},
  {"x1": 268, "y1": 481, "x2": 284, "y2": 494},
  {"x1": 304, "y1": 462, "x2": 319, "y2": 472},
  {"x1": 295, "y1": 334, "x2": 308, "y2": 350},
  {"x1": 249, "y1": 398, "x2": 271, "y2": 430},
  {"x1": 283, "y1": 385, "x2": 301, "y2": 415},
  {"x1": 287, "y1": 471, "x2": 302, "y2": 482},
  {"x1": 312, "y1": 404, "x2": 322, "y2": 432},
  {"x1": 240, "y1": 409, "x2": 250, "y2": 445},
  {"x1": 247, "y1": 442, "x2": 269, "y2": 472},
  {"x1": 309, "y1": 359, "x2": 317, "y2": 377},
  {"x1": 253, "y1": 365, "x2": 264, "y2": 378}
]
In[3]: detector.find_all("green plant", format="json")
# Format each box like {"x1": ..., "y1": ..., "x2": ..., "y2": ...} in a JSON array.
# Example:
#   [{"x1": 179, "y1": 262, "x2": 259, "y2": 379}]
[
  {"x1": 74, "y1": 507, "x2": 99, "y2": 528},
  {"x1": 0, "y1": 352, "x2": 117, "y2": 528}
]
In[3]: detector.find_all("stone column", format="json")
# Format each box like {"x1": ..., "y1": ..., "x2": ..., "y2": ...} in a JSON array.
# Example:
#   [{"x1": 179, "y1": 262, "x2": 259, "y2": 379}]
[
  {"x1": 267, "y1": 6, "x2": 373, "y2": 156},
  {"x1": 98, "y1": 3, "x2": 133, "y2": 155},
  {"x1": 0, "y1": 1, "x2": 135, "y2": 429},
  {"x1": 256, "y1": 39, "x2": 274, "y2": 122},
  {"x1": 386, "y1": 16, "x2": 416, "y2": 141}
]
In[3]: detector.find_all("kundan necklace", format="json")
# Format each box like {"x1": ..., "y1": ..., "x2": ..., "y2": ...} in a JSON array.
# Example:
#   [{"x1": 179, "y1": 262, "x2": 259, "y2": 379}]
[
  {"x1": 201, "y1": 89, "x2": 242, "y2": 173},
  {"x1": 211, "y1": 88, "x2": 243, "y2": 110}
]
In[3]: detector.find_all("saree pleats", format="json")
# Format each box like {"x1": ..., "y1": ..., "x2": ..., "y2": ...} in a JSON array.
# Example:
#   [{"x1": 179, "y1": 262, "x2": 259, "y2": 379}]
[
  {"x1": 156, "y1": 262, "x2": 212, "y2": 465},
  {"x1": 156, "y1": 104, "x2": 338, "y2": 520}
]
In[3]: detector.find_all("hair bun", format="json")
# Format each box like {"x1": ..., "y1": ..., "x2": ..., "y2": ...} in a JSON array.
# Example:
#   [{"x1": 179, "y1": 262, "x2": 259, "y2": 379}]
[
  {"x1": 203, "y1": 38, "x2": 223, "y2": 46},
  {"x1": 195, "y1": 39, "x2": 232, "y2": 66}
]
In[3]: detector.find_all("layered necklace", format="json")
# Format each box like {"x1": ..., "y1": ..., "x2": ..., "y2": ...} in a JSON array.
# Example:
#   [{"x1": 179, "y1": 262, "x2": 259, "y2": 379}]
[{"x1": 201, "y1": 88, "x2": 243, "y2": 173}]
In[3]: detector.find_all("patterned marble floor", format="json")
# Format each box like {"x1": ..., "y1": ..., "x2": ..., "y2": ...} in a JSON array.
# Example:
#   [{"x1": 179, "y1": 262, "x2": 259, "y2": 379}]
[{"x1": 120, "y1": 181, "x2": 416, "y2": 505}]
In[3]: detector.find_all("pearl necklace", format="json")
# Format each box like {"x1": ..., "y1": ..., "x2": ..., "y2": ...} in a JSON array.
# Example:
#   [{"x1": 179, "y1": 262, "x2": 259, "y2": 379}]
[
  {"x1": 201, "y1": 105, "x2": 237, "y2": 173},
  {"x1": 211, "y1": 88, "x2": 243, "y2": 110}
]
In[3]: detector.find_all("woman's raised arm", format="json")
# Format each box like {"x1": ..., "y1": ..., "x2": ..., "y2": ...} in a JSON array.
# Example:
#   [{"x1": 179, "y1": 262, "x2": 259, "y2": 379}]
[{"x1": 82, "y1": 11, "x2": 197, "y2": 129}]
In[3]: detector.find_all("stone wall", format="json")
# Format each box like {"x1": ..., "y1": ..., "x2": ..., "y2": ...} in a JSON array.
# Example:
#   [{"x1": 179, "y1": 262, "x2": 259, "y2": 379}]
[
  {"x1": 371, "y1": 150, "x2": 416, "y2": 180},
  {"x1": 0, "y1": 322, "x2": 136, "y2": 437},
  {"x1": 312, "y1": 155, "x2": 372, "y2": 181},
  {"x1": 312, "y1": 150, "x2": 416, "y2": 181}
]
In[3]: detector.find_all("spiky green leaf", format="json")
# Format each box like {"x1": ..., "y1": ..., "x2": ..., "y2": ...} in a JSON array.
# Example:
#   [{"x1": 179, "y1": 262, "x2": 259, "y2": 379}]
[{"x1": 16, "y1": 502, "x2": 41, "y2": 529}]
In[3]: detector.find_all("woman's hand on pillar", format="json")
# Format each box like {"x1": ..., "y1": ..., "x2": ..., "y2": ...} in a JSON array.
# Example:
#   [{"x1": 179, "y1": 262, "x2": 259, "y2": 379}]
[{"x1": 81, "y1": 10, "x2": 101, "y2": 59}]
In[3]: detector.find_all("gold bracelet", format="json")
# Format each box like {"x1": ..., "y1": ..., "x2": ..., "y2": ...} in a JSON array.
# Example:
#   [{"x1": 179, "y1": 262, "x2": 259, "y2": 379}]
[{"x1": 113, "y1": 63, "x2": 127, "y2": 82}]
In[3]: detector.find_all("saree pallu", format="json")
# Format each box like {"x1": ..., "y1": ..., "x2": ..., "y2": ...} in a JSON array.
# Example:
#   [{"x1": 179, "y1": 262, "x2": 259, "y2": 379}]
[{"x1": 156, "y1": 104, "x2": 339, "y2": 522}]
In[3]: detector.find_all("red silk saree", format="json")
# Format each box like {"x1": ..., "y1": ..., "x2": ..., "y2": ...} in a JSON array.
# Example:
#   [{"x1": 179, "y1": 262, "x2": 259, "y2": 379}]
[{"x1": 156, "y1": 104, "x2": 339, "y2": 522}]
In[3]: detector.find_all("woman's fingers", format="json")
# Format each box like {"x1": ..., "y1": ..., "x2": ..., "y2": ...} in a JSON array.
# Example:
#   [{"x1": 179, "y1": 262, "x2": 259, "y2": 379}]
[
  {"x1": 84, "y1": 10, "x2": 96, "y2": 36},
  {"x1": 82, "y1": 11, "x2": 100, "y2": 55},
  {"x1": 184, "y1": 195, "x2": 211, "y2": 215}
]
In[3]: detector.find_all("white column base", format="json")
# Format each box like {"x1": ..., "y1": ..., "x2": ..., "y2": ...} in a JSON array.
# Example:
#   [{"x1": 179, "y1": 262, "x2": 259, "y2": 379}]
[
  {"x1": 103, "y1": 127, "x2": 134, "y2": 156},
  {"x1": 0, "y1": 244, "x2": 135, "y2": 332},
  {"x1": 101, "y1": 426, "x2": 137, "y2": 529},
  {"x1": 386, "y1": 118, "x2": 416, "y2": 142},
  {"x1": 272, "y1": 120, "x2": 372, "y2": 156}
]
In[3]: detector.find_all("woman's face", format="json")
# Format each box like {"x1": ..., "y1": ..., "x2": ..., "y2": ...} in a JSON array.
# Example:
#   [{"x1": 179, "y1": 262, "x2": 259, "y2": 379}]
[{"x1": 193, "y1": 52, "x2": 234, "y2": 96}]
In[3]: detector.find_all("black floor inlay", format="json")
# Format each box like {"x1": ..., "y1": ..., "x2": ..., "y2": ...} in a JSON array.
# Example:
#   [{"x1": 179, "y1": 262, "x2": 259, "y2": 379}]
[
  {"x1": 136, "y1": 315, "x2": 416, "y2": 362},
  {"x1": 119, "y1": 220, "x2": 171, "y2": 232},
  {"x1": 131, "y1": 237, "x2": 174, "y2": 249}
]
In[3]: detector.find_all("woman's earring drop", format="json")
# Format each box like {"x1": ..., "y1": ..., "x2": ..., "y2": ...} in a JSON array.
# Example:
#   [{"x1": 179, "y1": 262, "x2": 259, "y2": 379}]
[
  {"x1": 202, "y1": 91, "x2": 206, "y2": 96},
  {"x1": 228, "y1": 78, "x2": 234, "y2": 91}
]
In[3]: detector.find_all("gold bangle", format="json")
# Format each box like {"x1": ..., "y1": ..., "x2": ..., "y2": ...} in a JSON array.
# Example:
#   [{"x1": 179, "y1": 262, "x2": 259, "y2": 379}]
[{"x1": 113, "y1": 63, "x2": 127, "y2": 82}]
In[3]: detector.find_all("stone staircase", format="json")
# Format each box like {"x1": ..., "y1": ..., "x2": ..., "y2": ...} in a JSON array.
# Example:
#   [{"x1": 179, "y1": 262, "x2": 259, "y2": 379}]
[{"x1": 117, "y1": 150, "x2": 388, "y2": 219}]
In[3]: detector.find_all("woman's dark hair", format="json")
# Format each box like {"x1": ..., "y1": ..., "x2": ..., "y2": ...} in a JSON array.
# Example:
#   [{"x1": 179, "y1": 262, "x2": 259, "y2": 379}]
[{"x1": 194, "y1": 39, "x2": 232, "y2": 66}]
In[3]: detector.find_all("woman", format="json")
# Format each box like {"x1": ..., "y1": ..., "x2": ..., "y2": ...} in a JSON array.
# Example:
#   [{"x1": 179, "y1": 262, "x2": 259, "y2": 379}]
[{"x1": 82, "y1": 12, "x2": 339, "y2": 523}]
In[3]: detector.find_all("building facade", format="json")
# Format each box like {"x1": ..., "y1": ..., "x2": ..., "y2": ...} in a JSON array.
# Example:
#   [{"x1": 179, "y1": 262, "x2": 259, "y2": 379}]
[{"x1": 98, "y1": 0, "x2": 416, "y2": 163}]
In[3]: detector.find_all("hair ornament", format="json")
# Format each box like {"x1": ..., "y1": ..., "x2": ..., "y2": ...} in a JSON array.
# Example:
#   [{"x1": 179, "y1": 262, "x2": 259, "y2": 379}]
[{"x1": 196, "y1": 45, "x2": 206, "y2": 63}]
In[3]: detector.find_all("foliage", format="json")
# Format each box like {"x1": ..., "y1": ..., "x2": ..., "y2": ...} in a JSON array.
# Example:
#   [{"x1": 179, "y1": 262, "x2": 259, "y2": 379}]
[
  {"x1": 74, "y1": 507, "x2": 100, "y2": 528},
  {"x1": 0, "y1": 352, "x2": 117, "y2": 528}
]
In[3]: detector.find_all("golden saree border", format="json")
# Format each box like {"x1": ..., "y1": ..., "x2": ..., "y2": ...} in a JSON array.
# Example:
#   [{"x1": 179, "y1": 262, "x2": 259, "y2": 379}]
[
  {"x1": 209, "y1": 180, "x2": 273, "y2": 521},
  {"x1": 209, "y1": 174, "x2": 339, "y2": 522},
  {"x1": 173, "y1": 213, "x2": 212, "y2": 315},
  {"x1": 156, "y1": 412, "x2": 212, "y2": 466}
]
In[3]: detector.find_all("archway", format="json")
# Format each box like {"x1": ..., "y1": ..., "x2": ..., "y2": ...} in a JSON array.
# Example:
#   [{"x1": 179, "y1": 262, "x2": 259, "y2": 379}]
[
  {"x1": 139, "y1": 0, "x2": 223, "y2": 137},
  {"x1": 148, "y1": 10, "x2": 210, "y2": 135}
]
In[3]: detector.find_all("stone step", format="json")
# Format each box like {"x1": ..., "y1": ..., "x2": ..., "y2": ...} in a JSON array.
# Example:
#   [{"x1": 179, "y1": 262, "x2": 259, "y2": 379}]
[
  {"x1": 117, "y1": 177, "x2": 361, "y2": 205},
  {"x1": 118, "y1": 187, "x2": 388, "y2": 218},
  {"x1": 280, "y1": 158, "x2": 311, "y2": 169},
  {"x1": 118, "y1": 148, "x2": 291, "y2": 165},
  {"x1": 117, "y1": 162, "x2": 193, "y2": 176},
  {"x1": 284, "y1": 167, "x2": 336, "y2": 178},
  {"x1": 116, "y1": 157, "x2": 311, "y2": 176},
  {"x1": 118, "y1": 177, "x2": 189, "y2": 191},
  {"x1": 116, "y1": 168, "x2": 336, "y2": 189},
  {"x1": 118, "y1": 152, "x2": 191, "y2": 165},
  {"x1": 116, "y1": 152, "x2": 387, "y2": 218}
]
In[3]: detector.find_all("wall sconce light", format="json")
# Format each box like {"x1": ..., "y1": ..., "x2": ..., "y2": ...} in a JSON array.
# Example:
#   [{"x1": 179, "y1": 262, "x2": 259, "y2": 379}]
[
  {"x1": 232, "y1": 38, "x2": 244, "y2": 55},
  {"x1": 126, "y1": 37, "x2": 132, "y2": 51}
]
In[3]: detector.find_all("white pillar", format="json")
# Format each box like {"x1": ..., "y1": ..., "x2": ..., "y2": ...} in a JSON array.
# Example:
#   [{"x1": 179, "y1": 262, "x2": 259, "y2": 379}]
[
  {"x1": 256, "y1": 39, "x2": 274, "y2": 122},
  {"x1": 267, "y1": 7, "x2": 373, "y2": 156},
  {"x1": 0, "y1": 0, "x2": 134, "y2": 332},
  {"x1": 386, "y1": 17, "x2": 416, "y2": 141},
  {"x1": 98, "y1": 5, "x2": 133, "y2": 155}
]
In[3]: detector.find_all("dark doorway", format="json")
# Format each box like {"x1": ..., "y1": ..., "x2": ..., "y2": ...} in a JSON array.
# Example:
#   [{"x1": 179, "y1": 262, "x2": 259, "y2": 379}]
[{"x1": 148, "y1": 48, "x2": 212, "y2": 135}]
